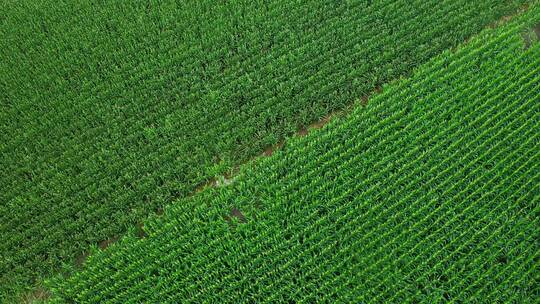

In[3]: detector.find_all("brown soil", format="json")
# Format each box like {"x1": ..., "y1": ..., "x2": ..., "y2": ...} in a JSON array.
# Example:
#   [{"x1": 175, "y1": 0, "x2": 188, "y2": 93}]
[
  {"x1": 262, "y1": 141, "x2": 284, "y2": 157},
  {"x1": 75, "y1": 251, "x2": 90, "y2": 267},
  {"x1": 533, "y1": 23, "x2": 540, "y2": 39},
  {"x1": 135, "y1": 222, "x2": 147, "y2": 238},
  {"x1": 230, "y1": 208, "x2": 247, "y2": 223},
  {"x1": 224, "y1": 207, "x2": 247, "y2": 225},
  {"x1": 522, "y1": 31, "x2": 533, "y2": 49},
  {"x1": 98, "y1": 235, "x2": 120, "y2": 250},
  {"x1": 20, "y1": 287, "x2": 50, "y2": 304}
]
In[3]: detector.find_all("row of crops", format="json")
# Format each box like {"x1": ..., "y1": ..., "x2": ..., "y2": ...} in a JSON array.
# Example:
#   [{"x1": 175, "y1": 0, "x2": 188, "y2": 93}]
[
  {"x1": 45, "y1": 6, "x2": 540, "y2": 303},
  {"x1": 1, "y1": 0, "x2": 529, "y2": 299}
]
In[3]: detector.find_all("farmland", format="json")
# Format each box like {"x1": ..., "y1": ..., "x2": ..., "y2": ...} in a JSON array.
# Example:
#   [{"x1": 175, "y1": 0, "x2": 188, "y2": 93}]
[
  {"x1": 1, "y1": 0, "x2": 539, "y2": 302},
  {"x1": 47, "y1": 5, "x2": 540, "y2": 303}
]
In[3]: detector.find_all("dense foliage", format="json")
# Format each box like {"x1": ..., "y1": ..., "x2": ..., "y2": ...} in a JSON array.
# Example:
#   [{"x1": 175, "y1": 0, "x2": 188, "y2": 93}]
[
  {"x1": 46, "y1": 7, "x2": 540, "y2": 303},
  {"x1": 1, "y1": 0, "x2": 528, "y2": 299}
]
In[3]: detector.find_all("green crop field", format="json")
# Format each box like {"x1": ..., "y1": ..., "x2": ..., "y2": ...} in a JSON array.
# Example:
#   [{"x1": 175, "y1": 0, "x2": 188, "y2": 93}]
[
  {"x1": 1, "y1": 0, "x2": 539, "y2": 303},
  {"x1": 43, "y1": 6, "x2": 540, "y2": 303}
]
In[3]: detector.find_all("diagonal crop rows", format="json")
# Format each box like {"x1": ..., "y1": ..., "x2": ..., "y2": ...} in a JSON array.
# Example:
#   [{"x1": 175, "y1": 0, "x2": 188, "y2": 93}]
[
  {"x1": 1, "y1": 0, "x2": 530, "y2": 299},
  {"x1": 45, "y1": 5, "x2": 540, "y2": 303}
]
